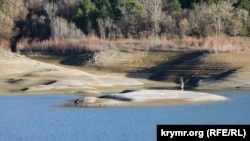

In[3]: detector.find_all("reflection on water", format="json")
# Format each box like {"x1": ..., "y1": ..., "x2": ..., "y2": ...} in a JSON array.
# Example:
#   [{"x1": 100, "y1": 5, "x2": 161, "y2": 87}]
[{"x1": 0, "y1": 91, "x2": 249, "y2": 141}]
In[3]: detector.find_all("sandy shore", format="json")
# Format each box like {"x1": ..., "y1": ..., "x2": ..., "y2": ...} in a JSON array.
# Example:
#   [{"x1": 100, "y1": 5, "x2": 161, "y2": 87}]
[
  {"x1": 0, "y1": 49, "x2": 143, "y2": 95},
  {"x1": 66, "y1": 89, "x2": 228, "y2": 107}
]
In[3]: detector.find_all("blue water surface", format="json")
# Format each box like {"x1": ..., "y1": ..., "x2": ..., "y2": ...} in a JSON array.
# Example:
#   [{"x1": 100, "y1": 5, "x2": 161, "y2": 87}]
[{"x1": 0, "y1": 91, "x2": 249, "y2": 141}]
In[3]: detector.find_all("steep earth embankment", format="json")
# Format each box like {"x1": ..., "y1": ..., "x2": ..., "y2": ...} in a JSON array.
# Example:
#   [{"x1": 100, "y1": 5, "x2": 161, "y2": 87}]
[{"x1": 57, "y1": 49, "x2": 250, "y2": 90}]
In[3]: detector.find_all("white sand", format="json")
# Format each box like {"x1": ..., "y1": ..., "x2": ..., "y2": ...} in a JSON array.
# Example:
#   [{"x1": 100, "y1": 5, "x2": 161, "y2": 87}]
[{"x1": 111, "y1": 89, "x2": 228, "y2": 102}]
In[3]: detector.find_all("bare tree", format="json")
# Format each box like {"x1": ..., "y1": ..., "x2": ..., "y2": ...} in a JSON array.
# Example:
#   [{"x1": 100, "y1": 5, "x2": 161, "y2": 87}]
[
  {"x1": 24, "y1": 0, "x2": 43, "y2": 8},
  {"x1": 43, "y1": 0, "x2": 58, "y2": 39},
  {"x1": 1, "y1": 0, "x2": 27, "y2": 20},
  {"x1": 118, "y1": 2, "x2": 144, "y2": 38},
  {"x1": 43, "y1": 0, "x2": 58, "y2": 18},
  {"x1": 179, "y1": 18, "x2": 191, "y2": 38},
  {"x1": 56, "y1": 0, "x2": 80, "y2": 21},
  {"x1": 140, "y1": 0, "x2": 162, "y2": 38},
  {"x1": 97, "y1": 18, "x2": 105, "y2": 40},
  {"x1": 160, "y1": 14, "x2": 177, "y2": 39},
  {"x1": 227, "y1": 9, "x2": 249, "y2": 36},
  {"x1": 179, "y1": 76, "x2": 189, "y2": 91},
  {"x1": 188, "y1": 2, "x2": 211, "y2": 37},
  {"x1": 97, "y1": 17, "x2": 113, "y2": 40},
  {"x1": 52, "y1": 17, "x2": 84, "y2": 39},
  {"x1": 209, "y1": 1, "x2": 236, "y2": 37},
  {"x1": 104, "y1": 17, "x2": 113, "y2": 40}
]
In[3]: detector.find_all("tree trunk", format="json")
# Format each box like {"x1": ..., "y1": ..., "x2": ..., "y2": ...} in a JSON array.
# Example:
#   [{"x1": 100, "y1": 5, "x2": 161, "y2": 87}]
[{"x1": 180, "y1": 77, "x2": 184, "y2": 90}]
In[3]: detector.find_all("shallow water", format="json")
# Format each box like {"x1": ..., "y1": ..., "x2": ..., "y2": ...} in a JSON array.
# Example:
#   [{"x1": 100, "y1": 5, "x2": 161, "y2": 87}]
[{"x1": 0, "y1": 91, "x2": 249, "y2": 141}]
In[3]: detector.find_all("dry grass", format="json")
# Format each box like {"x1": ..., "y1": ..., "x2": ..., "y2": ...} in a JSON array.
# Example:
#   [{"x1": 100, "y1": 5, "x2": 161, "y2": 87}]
[
  {"x1": 16, "y1": 34, "x2": 250, "y2": 53},
  {"x1": 175, "y1": 35, "x2": 250, "y2": 53},
  {"x1": 201, "y1": 36, "x2": 250, "y2": 52},
  {"x1": 17, "y1": 36, "x2": 105, "y2": 52},
  {"x1": 112, "y1": 36, "x2": 250, "y2": 53}
]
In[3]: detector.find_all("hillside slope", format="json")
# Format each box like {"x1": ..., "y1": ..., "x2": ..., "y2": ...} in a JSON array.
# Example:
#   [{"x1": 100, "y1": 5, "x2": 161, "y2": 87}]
[{"x1": 0, "y1": 49, "x2": 143, "y2": 95}]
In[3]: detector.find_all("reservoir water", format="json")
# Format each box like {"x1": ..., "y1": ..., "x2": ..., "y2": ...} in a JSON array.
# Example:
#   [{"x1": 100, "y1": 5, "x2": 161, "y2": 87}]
[{"x1": 0, "y1": 91, "x2": 249, "y2": 141}]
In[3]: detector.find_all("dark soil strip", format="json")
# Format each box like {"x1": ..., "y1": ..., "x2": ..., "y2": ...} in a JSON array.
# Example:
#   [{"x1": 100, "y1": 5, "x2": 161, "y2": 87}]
[
  {"x1": 98, "y1": 95, "x2": 133, "y2": 101},
  {"x1": 43, "y1": 80, "x2": 57, "y2": 85},
  {"x1": 6, "y1": 79, "x2": 23, "y2": 84},
  {"x1": 119, "y1": 89, "x2": 136, "y2": 94},
  {"x1": 21, "y1": 88, "x2": 29, "y2": 91}
]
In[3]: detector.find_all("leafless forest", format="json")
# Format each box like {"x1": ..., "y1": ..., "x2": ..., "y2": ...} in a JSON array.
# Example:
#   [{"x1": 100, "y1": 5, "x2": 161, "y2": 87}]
[{"x1": 0, "y1": 0, "x2": 249, "y2": 53}]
